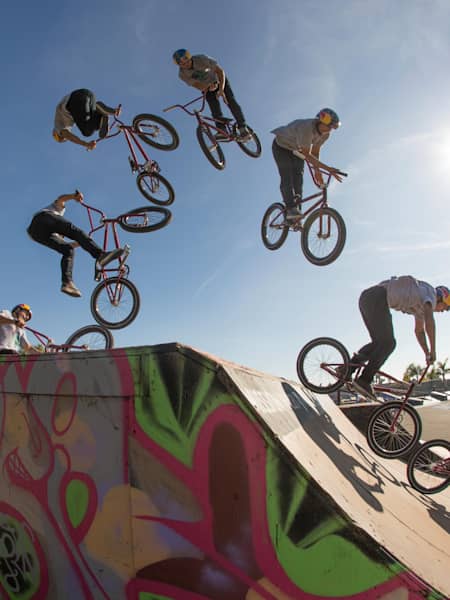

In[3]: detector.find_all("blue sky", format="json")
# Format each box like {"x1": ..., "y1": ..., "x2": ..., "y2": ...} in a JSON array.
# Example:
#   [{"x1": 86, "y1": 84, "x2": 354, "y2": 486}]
[{"x1": 3, "y1": 0, "x2": 450, "y2": 380}]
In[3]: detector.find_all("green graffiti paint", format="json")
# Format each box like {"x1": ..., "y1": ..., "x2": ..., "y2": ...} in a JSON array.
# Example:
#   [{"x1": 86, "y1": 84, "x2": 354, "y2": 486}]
[
  {"x1": 138, "y1": 593, "x2": 172, "y2": 600},
  {"x1": 66, "y1": 479, "x2": 89, "y2": 529},
  {"x1": 265, "y1": 449, "x2": 399, "y2": 595},
  {"x1": 0, "y1": 517, "x2": 40, "y2": 600}
]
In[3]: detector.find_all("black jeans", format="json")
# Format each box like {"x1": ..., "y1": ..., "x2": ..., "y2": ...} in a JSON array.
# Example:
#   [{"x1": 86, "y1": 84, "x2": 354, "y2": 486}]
[
  {"x1": 205, "y1": 79, "x2": 246, "y2": 129},
  {"x1": 272, "y1": 139, "x2": 304, "y2": 209},
  {"x1": 66, "y1": 89, "x2": 102, "y2": 137},
  {"x1": 27, "y1": 212, "x2": 103, "y2": 284},
  {"x1": 354, "y1": 285, "x2": 396, "y2": 384}
]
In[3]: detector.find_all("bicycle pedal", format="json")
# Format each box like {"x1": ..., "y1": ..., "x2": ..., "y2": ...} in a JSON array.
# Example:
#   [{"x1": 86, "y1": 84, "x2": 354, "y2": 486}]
[{"x1": 128, "y1": 157, "x2": 137, "y2": 173}]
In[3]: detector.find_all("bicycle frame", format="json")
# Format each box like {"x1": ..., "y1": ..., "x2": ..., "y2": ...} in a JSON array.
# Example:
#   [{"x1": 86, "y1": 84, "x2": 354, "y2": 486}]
[
  {"x1": 82, "y1": 202, "x2": 131, "y2": 305},
  {"x1": 165, "y1": 94, "x2": 235, "y2": 140},
  {"x1": 24, "y1": 327, "x2": 85, "y2": 353},
  {"x1": 98, "y1": 109, "x2": 160, "y2": 174}
]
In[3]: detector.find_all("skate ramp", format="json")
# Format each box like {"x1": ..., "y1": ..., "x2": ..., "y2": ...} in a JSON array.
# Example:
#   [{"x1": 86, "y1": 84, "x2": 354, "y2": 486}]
[{"x1": 0, "y1": 343, "x2": 448, "y2": 600}]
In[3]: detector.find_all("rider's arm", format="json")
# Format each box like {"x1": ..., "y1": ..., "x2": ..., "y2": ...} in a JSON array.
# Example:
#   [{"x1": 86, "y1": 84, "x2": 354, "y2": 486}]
[
  {"x1": 414, "y1": 304, "x2": 436, "y2": 362},
  {"x1": 59, "y1": 129, "x2": 96, "y2": 150},
  {"x1": 214, "y1": 64, "x2": 226, "y2": 94},
  {"x1": 299, "y1": 145, "x2": 334, "y2": 172},
  {"x1": 54, "y1": 191, "x2": 83, "y2": 212}
]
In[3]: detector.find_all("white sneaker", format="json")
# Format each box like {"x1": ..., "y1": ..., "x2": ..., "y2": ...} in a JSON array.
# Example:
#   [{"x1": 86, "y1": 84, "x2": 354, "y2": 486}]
[
  {"x1": 285, "y1": 207, "x2": 302, "y2": 222},
  {"x1": 61, "y1": 281, "x2": 82, "y2": 298},
  {"x1": 96, "y1": 248, "x2": 124, "y2": 268}
]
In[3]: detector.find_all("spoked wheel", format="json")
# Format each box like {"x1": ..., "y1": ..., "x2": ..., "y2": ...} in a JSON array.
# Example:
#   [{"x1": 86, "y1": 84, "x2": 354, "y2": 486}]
[
  {"x1": 261, "y1": 203, "x2": 289, "y2": 250},
  {"x1": 132, "y1": 114, "x2": 179, "y2": 150},
  {"x1": 296, "y1": 337, "x2": 350, "y2": 394},
  {"x1": 118, "y1": 206, "x2": 172, "y2": 233},
  {"x1": 196, "y1": 125, "x2": 226, "y2": 170},
  {"x1": 301, "y1": 207, "x2": 346, "y2": 266},
  {"x1": 366, "y1": 402, "x2": 422, "y2": 458},
  {"x1": 407, "y1": 439, "x2": 450, "y2": 495},
  {"x1": 136, "y1": 172, "x2": 175, "y2": 205},
  {"x1": 91, "y1": 277, "x2": 140, "y2": 329},
  {"x1": 64, "y1": 325, "x2": 114, "y2": 351},
  {"x1": 234, "y1": 125, "x2": 262, "y2": 158}
]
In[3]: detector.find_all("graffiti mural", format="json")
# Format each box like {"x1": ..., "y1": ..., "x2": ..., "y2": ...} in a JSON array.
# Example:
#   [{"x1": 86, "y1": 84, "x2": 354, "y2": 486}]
[{"x1": 0, "y1": 346, "x2": 446, "y2": 599}]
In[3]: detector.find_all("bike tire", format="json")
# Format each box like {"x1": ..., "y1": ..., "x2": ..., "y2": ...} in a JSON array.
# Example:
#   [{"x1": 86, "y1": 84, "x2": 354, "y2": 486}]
[
  {"x1": 136, "y1": 172, "x2": 175, "y2": 206},
  {"x1": 235, "y1": 126, "x2": 262, "y2": 158},
  {"x1": 366, "y1": 402, "x2": 422, "y2": 459},
  {"x1": 91, "y1": 277, "x2": 140, "y2": 330},
  {"x1": 296, "y1": 337, "x2": 350, "y2": 394},
  {"x1": 407, "y1": 439, "x2": 450, "y2": 495},
  {"x1": 64, "y1": 325, "x2": 114, "y2": 351},
  {"x1": 261, "y1": 203, "x2": 289, "y2": 250},
  {"x1": 132, "y1": 114, "x2": 179, "y2": 151},
  {"x1": 301, "y1": 207, "x2": 346, "y2": 266},
  {"x1": 196, "y1": 125, "x2": 226, "y2": 170},
  {"x1": 118, "y1": 206, "x2": 172, "y2": 233}
]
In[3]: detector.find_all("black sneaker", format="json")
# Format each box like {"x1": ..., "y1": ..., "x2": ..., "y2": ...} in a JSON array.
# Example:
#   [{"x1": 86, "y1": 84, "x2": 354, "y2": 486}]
[
  {"x1": 336, "y1": 365, "x2": 352, "y2": 382},
  {"x1": 97, "y1": 248, "x2": 124, "y2": 268},
  {"x1": 61, "y1": 281, "x2": 82, "y2": 298},
  {"x1": 96, "y1": 100, "x2": 117, "y2": 115},
  {"x1": 352, "y1": 377, "x2": 377, "y2": 401}
]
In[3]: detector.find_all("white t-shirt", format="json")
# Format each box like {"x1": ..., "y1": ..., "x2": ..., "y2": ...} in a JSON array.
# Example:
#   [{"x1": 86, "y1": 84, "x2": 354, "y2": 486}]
[
  {"x1": 271, "y1": 118, "x2": 330, "y2": 152},
  {"x1": 53, "y1": 94, "x2": 74, "y2": 137},
  {"x1": 379, "y1": 276, "x2": 436, "y2": 318},
  {"x1": 0, "y1": 310, "x2": 30, "y2": 352}
]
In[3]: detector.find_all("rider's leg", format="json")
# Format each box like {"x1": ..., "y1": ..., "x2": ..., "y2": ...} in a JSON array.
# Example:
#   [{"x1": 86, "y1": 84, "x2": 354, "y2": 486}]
[
  {"x1": 272, "y1": 139, "x2": 303, "y2": 210},
  {"x1": 27, "y1": 219, "x2": 75, "y2": 285},
  {"x1": 205, "y1": 88, "x2": 226, "y2": 130},
  {"x1": 66, "y1": 89, "x2": 101, "y2": 137},
  {"x1": 222, "y1": 79, "x2": 246, "y2": 128},
  {"x1": 356, "y1": 286, "x2": 396, "y2": 384}
]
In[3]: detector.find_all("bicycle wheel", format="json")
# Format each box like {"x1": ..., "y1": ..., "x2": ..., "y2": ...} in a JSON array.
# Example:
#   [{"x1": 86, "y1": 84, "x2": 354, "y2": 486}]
[
  {"x1": 301, "y1": 207, "x2": 346, "y2": 266},
  {"x1": 261, "y1": 203, "x2": 289, "y2": 250},
  {"x1": 132, "y1": 114, "x2": 179, "y2": 151},
  {"x1": 196, "y1": 125, "x2": 226, "y2": 170},
  {"x1": 296, "y1": 337, "x2": 350, "y2": 394},
  {"x1": 64, "y1": 325, "x2": 114, "y2": 351},
  {"x1": 136, "y1": 172, "x2": 175, "y2": 206},
  {"x1": 118, "y1": 206, "x2": 172, "y2": 233},
  {"x1": 407, "y1": 439, "x2": 450, "y2": 495},
  {"x1": 366, "y1": 402, "x2": 421, "y2": 458},
  {"x1": 235, "y1": 126, "x2": 262, "y2": 158},
  {"x1": 91, "y1": 277, "x2": 140, "y2": 330}
]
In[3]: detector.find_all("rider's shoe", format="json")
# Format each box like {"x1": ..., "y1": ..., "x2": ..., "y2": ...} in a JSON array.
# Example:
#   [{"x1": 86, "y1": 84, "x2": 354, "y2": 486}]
[
  {"x1": 352, "y1": 377, "x2": 377, "y2": 401},
  {"x1": 335, "y1": 365, "x2": 352, "y2": 382},
  {"x1": 237, "y1": 125, "x2": 252, "y2": 141},
  {"x1": 285, "y1": 207, "x2": 302, "y2": 222},
  {"x1": 61, "y1": 281, "x2": 82, "y2": 298},
  {"x1": 99, "y1": 115, "x2": 109, "y2": 139},
  {"x1": 96, "y1": 100, "x2": 117, "y2": 115},
  {"x1": 215, "y1": 132, "x2": 228, "y2": 142},
  {"x1": 96, "y1": 248, "x2": 125, "y2": 268}
]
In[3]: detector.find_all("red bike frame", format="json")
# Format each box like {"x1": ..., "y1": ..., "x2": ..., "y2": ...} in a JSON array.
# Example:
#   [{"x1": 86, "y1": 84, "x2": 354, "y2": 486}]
[
  {"x1": 165, "y1": 94, "x2": 235, "y2": 140},
  {"x1": 97, "y1": 106, "x2": 160, "y2": 174},
  {"x1": 24, "y1": 327, "x2": 85, "y2": 352}
]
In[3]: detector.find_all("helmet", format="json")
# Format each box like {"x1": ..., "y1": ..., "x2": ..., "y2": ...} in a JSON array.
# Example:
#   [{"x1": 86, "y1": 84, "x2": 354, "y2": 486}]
[
  {"x1": 316, "y1": 108, "x2": 341, "y2": 129},
  {"x1": 173, "y1": 48, "x2": 191, "y2": 64},
  {"x1": 12, "y1": 304, "x2": 32, "y2": 321},
  {"x1": 436, "y1": 286, "x2": 450, "y2": 306}
]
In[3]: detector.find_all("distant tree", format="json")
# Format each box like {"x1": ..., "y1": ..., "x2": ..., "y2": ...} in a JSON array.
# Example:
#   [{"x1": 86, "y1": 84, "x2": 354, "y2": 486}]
[
  {"x1": 403, "y1": 362, "x2": 422, "y2": 382},
  {"x1": 425, "y1": 365, "x2": 440, "y2": 381},
  {"x1": 436, "y1": 358, "x2": 450, "y2": 382}
]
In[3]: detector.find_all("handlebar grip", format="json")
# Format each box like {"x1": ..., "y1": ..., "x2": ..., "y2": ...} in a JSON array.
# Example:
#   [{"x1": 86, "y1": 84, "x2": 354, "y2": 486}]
[
  {"x1": 337, "y1": 171, "x2": 348, "y2": 177},
  {"x1": 163, "y1": 105, "x2": 176, "y2": 112}
]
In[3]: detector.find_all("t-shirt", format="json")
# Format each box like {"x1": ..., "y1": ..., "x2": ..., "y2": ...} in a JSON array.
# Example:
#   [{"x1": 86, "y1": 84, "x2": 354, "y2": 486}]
[
  {"x1": 178, "y1": 54, "x2": 218, "y2": 88},
  {"x1": 33, "y1": 201, "x2": 66, "y2": 219},
  {"x1": 0, "y1": 310, "x2": 30, "y2": 352},
  {"x1": 378, "y1": 276, "x2": 436, "y2": 318},
  {"x1": 53, "y1": 94, "x2": 74, "y2": 137},
  {"x1": 271, "y1": 118, "x2": 329, "y2": 152}
]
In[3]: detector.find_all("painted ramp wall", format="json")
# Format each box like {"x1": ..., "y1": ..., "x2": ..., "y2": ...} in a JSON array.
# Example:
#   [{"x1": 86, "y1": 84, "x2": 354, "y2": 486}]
[{"x1": 0, "y1": 344, "x2": 448, "y2": 600}]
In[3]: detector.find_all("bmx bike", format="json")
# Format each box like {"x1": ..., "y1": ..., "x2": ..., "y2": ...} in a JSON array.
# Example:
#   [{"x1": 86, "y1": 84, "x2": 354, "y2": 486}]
[
  {"x1": 406, "y1": 439, "x2": 450, "y2": 495},
  {"x1": 25, "y1": 324, "x2": 113, "y2": 352},
  {"x1": 84, "y1": 200, "x2": 171, "y2": 329},
  {"x1": 261, "y1": 161, "x2": 348, "y2": 266},
  {"x1": 98, "y1": 106, "x2": 179, "y2": 205},
  {"x1": 296, "y1": 337, "x2": 428, "y2": 458},
  {"x1": 164, "y1": 93, "x2": 261, "y2": 170}
]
